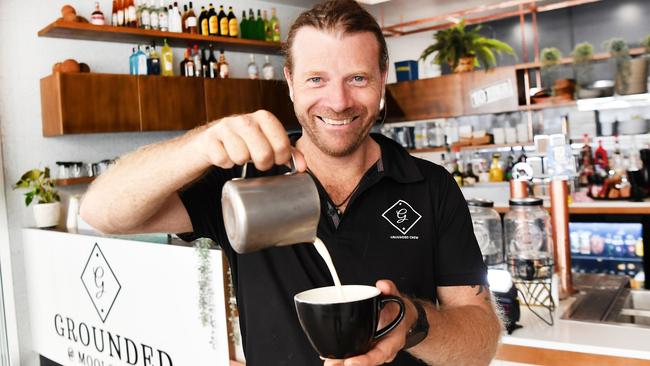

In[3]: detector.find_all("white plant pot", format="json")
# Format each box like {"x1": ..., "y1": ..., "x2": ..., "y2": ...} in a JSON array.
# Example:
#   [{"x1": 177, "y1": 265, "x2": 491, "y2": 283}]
[{"x1": 33, "y1": 202, "x2": 61, "y2": 228}]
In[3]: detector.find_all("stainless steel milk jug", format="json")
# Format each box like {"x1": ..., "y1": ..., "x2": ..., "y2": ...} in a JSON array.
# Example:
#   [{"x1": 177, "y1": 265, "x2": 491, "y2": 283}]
[{"x1": 221, "y1": 156, "x2": 320, "y2": 254}]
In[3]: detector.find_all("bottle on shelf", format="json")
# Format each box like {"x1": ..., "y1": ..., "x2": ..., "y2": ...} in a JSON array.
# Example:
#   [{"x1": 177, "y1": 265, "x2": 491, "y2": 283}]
[
  {"x1": 181, "y1": 48, "x2": 195, "y2": 77},
  {"x1": 228, "y1": 6, "x2": 238, "y2": 38},
  {"x1": 198, "y1": 6, "x2": 208, "y2": 36},
  {"x1": 181, "y1": 4, "x2": 188, "y2": 32},
  {"x1": 168, "y1": 4, "x2": 177, "y2": 32},
  {"x1": 161, "y1": 38, "x2": 174, "y2": 76},
  {"x1": 201, "y1": 46, "x2": 209, "y2": 77},
  {"x1": 270, "y1": 7, "x2": 280, "y2": 42},
  {"x1": 504, "y1": 148, "x2": 515, "y2": 181},
  {"x1": 158, "y1": 0, "x2": 168, "y2": 32},
  {"x1": 248, "y1": 9, "x2": 255, "y2": 39},
  {"x1": 90, "y1": 2, "x2": 106, "y2": 25},
  {"x1": 218, "y1": 5, "x2": 229, "y2": 36},
  {"x1": 129, "y1": 47, "x2": 137, "y2": 75},
  {"x1": 185, "y1": 2, "x2": 197, "y2": 34},
  {"x1": 135, "y1": 0, "x2": 143, "y2": 27},
  {"x1": 147, "y1": 42, "x2": 161, "y2": 75},
  {"x1": 595, "y1": 139, "x2": 609, "y2": 170},
  {"x1": 578, "y1": 134, "x2": 595, "y2": 187},
  {"x1": 489, "y1": 153, "x2": 504, "y2": 182},
  {"x1": 139, "y1": 0, "x2": 150, "y2": 29},
  {"x1": 262, "y1": 55, "x2": 274, "y2": 80},
  {"x1": 247, "y1": 54, "x2": 259, "y2": 80},
  {"x1": 149, "y1": 0, "x2": 159, "y2": 30},
  {"x1": 135, "y1": 45, "x2": 148, "y2": 75},
  {"x1": 117, "y1": 0, "x2": 125, "y2": 26},
  {"x1": 172, "y1": 2, "x2": 182, "y2": 32},
  {"x1": 263, "y1": 10, "x2": 271, "y2": 42},
  {"x1": 464, "y1": 162, "x2": 478, "y2": 186},
  {"x1": 256, "y1": 9, "x2": 264, "y2": 40},
  {"x1": 218, "y1": 49, "x2": 229, "y2": 79},
  {"x1": 127, "y1": 0, "x2": 137, "y2": 27},
  {"x1": 452, "y1": 160, "x2": 464, "y2": 187},
  {"x1": 240, "y1": 10, "x2": 248, "y2": 39},
  {"x1": 192, "y1": 45, "x2": 203, "y2": 77},
  {"x1": 208, "y1": 4, "x2": 218, "y2": 36},
  {"x1": 208, "y1": 44, "x2": 218, "y2": 78},
  {"x1": 111, "y1": 0, "x2": 118, "y2": 26}
]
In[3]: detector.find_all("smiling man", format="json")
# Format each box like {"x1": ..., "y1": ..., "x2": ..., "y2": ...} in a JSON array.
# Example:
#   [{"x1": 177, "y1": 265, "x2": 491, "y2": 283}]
[{"x1": 81, "y1": 1, "x2": 501, "y2": 365}]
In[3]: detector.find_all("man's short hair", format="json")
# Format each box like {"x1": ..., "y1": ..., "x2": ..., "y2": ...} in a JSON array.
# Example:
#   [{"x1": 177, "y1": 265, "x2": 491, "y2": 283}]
[{"x1": 283, "y1": 0, "x2": 389, "y2": 75}]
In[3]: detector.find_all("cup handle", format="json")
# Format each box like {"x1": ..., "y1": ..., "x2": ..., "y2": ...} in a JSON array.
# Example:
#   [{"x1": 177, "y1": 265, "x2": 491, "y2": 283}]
[{"x1": 372, "y1": 295, "x2": 405, "y2": 340}]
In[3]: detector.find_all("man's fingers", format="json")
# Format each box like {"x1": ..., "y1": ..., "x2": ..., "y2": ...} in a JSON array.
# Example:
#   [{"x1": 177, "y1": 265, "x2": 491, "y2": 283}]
[
  {"x1": 236, "y1": 116, "x2": 276, "y2": 171},
  {"x1": 291, "y1": 147, "x2": 308, "y2": 173},
  {"x1": 217, "y1": 127, "x2": 250, "y2": 166},
  {"x1": 376, "y1": 279, "x2": 399, "y2": 296},
  {"x1": 254, "y1": 110, "x2": 293, "y2": 166}
]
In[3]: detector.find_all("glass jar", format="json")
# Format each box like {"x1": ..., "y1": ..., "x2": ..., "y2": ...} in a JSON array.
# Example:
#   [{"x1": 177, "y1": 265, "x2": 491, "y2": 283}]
[
  {"x1": 467, "y1": 198, "x2": 504, "y2": 268},
  {"x1": 504, "y1": 197, "x2": 553, "y2": 280}
]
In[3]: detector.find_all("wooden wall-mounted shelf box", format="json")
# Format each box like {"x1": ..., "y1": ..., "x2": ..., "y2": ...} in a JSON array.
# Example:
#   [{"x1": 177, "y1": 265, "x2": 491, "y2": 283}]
[
  {"x1": 138, "y1": 75, "x2": 206, "y2": 131},
  {"x1": 461, "y1": 66, "x2": 519, "y2": 116},
  {"x1": 41, "y1": 73, "x2": 298, "y2": 136},
  {"x1": 41, "y1": 73, "x2": 141, "y2": 136},
  {"x1": 386, "y1": 73, "x2": 464, "y2": 121}
]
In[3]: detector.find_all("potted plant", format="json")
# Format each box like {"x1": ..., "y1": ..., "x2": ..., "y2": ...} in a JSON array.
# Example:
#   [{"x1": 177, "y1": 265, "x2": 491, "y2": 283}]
[
  {"x1": 572, "y1": 42, "x2": 594, "y2": 88},
  {"x1": 420, "y1": 19, "x2": 515, "y2": 73},
  {"x1": 540, "y1": 47, "x2": 562, "y2": 93},
  {"x1": 605, "y1": 38, "x2": 647, "y2": 95},
  {"x1": 13, "y1": 167, "x2": 61, "y2": 228},
  {"x1": 642, "y1": 35, "x2": 650, "y2": 54}
]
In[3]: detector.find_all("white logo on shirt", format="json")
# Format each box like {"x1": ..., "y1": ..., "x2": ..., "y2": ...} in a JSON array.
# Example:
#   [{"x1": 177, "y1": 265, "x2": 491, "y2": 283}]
[{"x1": 382, "y1": 200, "x2": 422, "y2": 236}]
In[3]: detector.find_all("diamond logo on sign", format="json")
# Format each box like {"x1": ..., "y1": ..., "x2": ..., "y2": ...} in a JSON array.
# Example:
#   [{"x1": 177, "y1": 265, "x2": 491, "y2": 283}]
[
  {"x1": 81, "y1": 243, "x2": 121, "y2": 323},
  {"x1": 382, "y1": 200, "x2": 422, "y2": 235}
]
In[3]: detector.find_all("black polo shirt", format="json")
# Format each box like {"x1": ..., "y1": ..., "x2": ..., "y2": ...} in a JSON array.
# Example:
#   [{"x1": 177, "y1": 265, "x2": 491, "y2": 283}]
[{"x1": 179, "y1": 133, "x2": 486, "y2": 366}]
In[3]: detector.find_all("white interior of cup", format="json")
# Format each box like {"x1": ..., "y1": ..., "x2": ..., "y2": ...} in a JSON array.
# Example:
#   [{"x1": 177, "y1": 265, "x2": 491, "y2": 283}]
[{"x1": 294, "y1": 285, "x2": 380, "y2": 304}]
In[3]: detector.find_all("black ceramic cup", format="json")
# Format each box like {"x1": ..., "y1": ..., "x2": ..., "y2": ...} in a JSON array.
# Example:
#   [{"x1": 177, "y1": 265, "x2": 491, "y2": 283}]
[{"x1": 294, "y1": 285, "x2": 405, "y2": 360}]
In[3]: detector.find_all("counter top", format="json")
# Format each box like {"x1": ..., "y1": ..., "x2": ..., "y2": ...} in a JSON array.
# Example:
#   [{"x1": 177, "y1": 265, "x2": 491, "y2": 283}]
[{"x1": 501, "y1": 296, "x2": 650, "y2": 361}]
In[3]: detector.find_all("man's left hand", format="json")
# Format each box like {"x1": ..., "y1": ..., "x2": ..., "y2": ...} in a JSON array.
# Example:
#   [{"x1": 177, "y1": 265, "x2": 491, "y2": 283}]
[{"x1": 323, "y1": 279, "x2": 417, "y2": 366}]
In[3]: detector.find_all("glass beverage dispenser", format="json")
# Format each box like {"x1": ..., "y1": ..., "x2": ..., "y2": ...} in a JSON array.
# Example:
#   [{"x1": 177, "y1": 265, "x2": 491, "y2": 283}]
[
  {"x1": 467, "y1": 199, "x2": 504, "y2": 267},
  {"x1": 505, "y1": 197, "x2": 554, "y2": 280}
]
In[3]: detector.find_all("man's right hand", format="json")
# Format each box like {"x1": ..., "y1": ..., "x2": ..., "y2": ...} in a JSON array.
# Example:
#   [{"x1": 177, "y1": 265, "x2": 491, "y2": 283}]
[{"x1": 192, "y1": 110, "x2": 307, "y2": 173}]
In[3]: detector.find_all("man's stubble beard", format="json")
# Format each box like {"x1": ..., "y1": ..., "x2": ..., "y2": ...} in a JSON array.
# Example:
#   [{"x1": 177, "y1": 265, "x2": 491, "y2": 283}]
[{"x1": 296, "y1": 110, "x2": 378, "y2": 158}]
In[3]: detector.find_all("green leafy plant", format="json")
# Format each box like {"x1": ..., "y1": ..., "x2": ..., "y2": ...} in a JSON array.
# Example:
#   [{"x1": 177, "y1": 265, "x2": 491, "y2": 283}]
[
  {"x1": 13, "y1": 168, "x2": 60, "y2": 206},
  {"x1": 572, "y1": 42, "x2": 593, "y2": 64},
  {"x1": 195, "y1": 238, "x2": 217, "y2": 348},
  {"x1": 540, "y1": 47, "x2": 562, "y2": 68},
  {"x1": 572, "y1": 42, "x2": 594, "y2": 87},
  {"x1": 604, "y1": 38, "x2": 631, "y2": 93},
  {"x1": 420, "y1": 19, "x2": 515, "y2": 72}
]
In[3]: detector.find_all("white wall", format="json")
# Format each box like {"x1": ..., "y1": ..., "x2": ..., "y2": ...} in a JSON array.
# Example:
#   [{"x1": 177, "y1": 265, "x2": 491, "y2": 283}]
[{"x1": 0, "y1": 1, "x2": 305, "y2": 364}]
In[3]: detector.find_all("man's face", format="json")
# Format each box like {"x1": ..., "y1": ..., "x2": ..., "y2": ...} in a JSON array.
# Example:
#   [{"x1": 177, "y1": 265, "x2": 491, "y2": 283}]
[{"x1": 285, "y1": 27, "x2": 386, "y2": 157}]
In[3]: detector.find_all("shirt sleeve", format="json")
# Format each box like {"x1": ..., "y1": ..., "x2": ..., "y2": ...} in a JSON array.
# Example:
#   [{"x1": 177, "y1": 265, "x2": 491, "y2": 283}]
[
  {"x1": 431, "y1": 165, "x2": 488, "y2": 286},
  {"x1": 176, "y1": 166, "x2": 236, "y2": 254}
]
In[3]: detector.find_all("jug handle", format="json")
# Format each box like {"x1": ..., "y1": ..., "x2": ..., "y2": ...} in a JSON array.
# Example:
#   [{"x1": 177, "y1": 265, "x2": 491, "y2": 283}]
[{"x1": 239, "y1": 153, "x2": 297, "y2": 179}]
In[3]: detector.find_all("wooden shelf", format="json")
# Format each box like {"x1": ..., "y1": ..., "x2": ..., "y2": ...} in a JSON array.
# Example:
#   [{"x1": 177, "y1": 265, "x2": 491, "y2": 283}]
[
  {"x1": 514, "y1": 47, "x2": 645, "y2": 70},
  {"x1": 38, "y1": 19, "x2": 282, "y2": 54},
  {"x1": 459, "y1": 141, "x2": 532, "y2": 151},
  {"x1": 408, "y1": 146, "x2": 446, "y2": 153},
  {"x1": 54, "y1": 176, "x2": 95, "y2": 186},
  {"x1": 519, "y1": 100, "x2": 577, "y2": 111}
]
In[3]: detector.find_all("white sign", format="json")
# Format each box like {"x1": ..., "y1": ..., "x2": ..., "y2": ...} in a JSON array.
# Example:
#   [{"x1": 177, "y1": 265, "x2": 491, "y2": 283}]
[
  {"x1": 470, "y1": 80, "x2": 514, "y2": 108},
  {"x1": 22, "y1": 229, "x2": 230, "y2": 366}
]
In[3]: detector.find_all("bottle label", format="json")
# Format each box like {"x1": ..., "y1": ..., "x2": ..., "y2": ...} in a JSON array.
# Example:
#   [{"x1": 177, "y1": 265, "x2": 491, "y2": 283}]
[
  {"x1": 220, "y1": 18, "x2": 229, "y2": 36},
  {"x1": 210, "y1": 62, "x2": 218, "y2": 78},
  {"x1": 186, "y1": 16, "x2": 197, "y2": 27},
  {"x1": 201, "y1": 19, "x2": 209, "y2": 35},
  {"x1": 91, "y1": 14, "x2": 105, "y2": 26},
  {"x1": 229, "y1": 19, "x2": 238, "y2": 36},
  {"x1": 138, "y1": 57, "x2": 148, "y2": 75},
  {"x1": 273, "y1": 24, "x2": 280, "y2": 42},
  {"x1": 262, "y1": 65, "x2": 274, "y2": 80},
  {"x1": 220, "y1": 64, "x2": 229, "y2": 78},
  {"x1": 128, "y1": 6, "x2": 137, "y2": 23},
  {"x1": 112, "y1": 13, "x2": 117, "y2": 26},
  {"x1": 150, "y1": 12, "x2": 159, "y2": 28},
  {"x1": 141, "y1": 11, "x2": 151, "y2": 26},
  {"x1": 160, "y1": 13, "x2": 168, "y2": 29},
  {"x1": 117, "y1": 10, "x2": 124, "y2": 25},
  {"x1": 209, "y1": 17, "x2": 218, "y2": 34},
  {"x1": 248, "y1": 64, "x2": 259, "y2": 79}
]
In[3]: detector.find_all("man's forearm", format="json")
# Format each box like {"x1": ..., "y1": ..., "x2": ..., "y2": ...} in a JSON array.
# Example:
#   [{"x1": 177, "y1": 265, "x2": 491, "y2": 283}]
[
  {"x1": 81, "y1": 125, "x2": 210, "y2": 234},
  {"x1": 408, "y1": 300, "x2": 502, "y2": 365}
]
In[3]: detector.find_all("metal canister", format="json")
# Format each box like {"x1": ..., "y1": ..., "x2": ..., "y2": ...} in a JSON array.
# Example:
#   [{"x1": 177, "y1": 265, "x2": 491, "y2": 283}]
[{"x1": 221, "y1": 156, "x2": 320, "y2": 254}]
